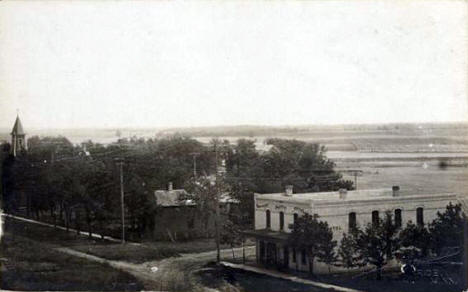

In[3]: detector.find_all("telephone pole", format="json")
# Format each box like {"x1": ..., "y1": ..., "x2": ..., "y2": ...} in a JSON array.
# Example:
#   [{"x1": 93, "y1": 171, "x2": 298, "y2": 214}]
[
  {"x1": 115, "y1": 158, "x2": 125, "y2": 244},
  {"x1": 214, "y1": 144, "x2": 221, "y2": 263}
]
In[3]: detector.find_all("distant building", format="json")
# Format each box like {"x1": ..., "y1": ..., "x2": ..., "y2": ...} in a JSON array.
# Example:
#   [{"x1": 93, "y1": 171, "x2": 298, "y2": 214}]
[
  {"x1": 152, "y1": 182, "x2": 237, "y2": 241},
  {"x1": 10, "y1": 115, "x2": 27, "y2": 157},
  {"x1": 246, "y1": 185, "x2": 463, "y2": 274}
]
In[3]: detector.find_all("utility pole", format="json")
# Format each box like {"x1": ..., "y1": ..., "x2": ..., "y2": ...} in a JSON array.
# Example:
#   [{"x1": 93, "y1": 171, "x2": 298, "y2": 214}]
[
  {"x1": 214, "y1": 143, "x2": 221, "y2": 263},
  {"x1": 190, "y1": 152, "x2": 200, "y2": 178},
  {"x1": 115, "y1": 158, "x2": 125, "y2": 244}
]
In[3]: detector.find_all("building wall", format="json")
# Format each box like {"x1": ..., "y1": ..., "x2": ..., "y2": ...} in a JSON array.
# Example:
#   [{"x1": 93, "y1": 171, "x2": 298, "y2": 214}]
[
  {"x1": 152, "y1": 206, "x2": 217, "y2": 240},
  {"x1": 152, "y1": 203, "x2": 233, "y2": 241},
  {"x1": 253, "y1": 193, "x2": 460, "y2": 274},
  {"x1": 255, "y1": 194, "x2": 458, "y2": 243}
]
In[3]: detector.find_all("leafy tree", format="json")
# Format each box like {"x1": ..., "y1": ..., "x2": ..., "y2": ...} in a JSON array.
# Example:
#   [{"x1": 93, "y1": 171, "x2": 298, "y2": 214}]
[
  {"x1": 355, "y1": 212, "x2": 400, "y2": 280},
  {"x1": 338, "y1": 230, "x2": 364, "y2": 269},
  {"x1": 184, "y1": 175, "x2": 229, "y2": 261},
  {"x1": 220, "y1": 219, "x2": 244, "y2": 259},
  {"x1": 429, "y1": 203, "x2": 464, "y2": 255},
  {"x1": 288, "y1": 213, "x2": 335, "y2": 274},
  {"x1": 263, "y1": 139, "x2": 353, "y2": 193},
  {"x1": 316, "y1": 228, "x2": 338, "y2": 272},
  {"x1": 226, "y1": 138, "x2": 354, "y2": 227},
  {"x1": 27, "y1": 136, "x2": 75, "y2": 163},
  {"x1": 184, "y1": 176, "x2": 228, "y2": 235},
  {"x1": 399, "y1": 221, "x2": 431, "y2": 259}
]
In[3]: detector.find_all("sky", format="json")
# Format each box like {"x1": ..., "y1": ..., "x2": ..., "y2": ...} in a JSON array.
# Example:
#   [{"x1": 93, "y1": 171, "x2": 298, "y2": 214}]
[{"x1": 0, "y1": 1, "x2": 467, "y2": 130}]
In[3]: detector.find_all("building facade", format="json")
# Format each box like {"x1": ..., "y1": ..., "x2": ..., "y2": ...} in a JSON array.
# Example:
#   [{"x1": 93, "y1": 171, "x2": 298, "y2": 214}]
[{"x1": 247, "y1": 185, "x2": 462, "y2": 274}]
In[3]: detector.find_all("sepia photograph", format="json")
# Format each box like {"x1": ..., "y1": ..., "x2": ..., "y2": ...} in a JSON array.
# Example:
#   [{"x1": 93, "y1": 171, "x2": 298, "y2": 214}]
[{"x1": 0, "y1": 1, "x2": 467, "y2": 291}]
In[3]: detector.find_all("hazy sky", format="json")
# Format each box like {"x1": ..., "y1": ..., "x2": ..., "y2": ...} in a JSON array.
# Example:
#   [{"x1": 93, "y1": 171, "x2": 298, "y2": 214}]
[{"x1": 0, "y1": 1, "x2": 466, "y2": 130}]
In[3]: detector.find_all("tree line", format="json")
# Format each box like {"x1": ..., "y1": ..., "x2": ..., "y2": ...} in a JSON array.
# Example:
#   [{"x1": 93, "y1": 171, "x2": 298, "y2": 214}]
[{"x1": 1, "y1": 134, "x2": 353, "y2": 241}]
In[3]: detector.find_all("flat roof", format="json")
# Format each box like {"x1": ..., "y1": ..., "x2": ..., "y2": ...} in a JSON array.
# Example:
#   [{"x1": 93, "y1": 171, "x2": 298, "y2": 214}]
[{"x1": 255, "y1": 188, "x2": 458, "y2": 205}]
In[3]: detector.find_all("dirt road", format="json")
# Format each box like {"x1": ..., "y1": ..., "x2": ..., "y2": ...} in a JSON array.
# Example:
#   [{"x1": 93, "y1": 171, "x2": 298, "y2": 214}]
[{"x1": 57, "y1": 244, "x2": 255, "y2": 291}]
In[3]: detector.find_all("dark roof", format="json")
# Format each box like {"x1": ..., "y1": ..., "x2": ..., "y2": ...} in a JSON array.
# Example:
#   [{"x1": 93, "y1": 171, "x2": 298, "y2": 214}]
[{"x1": 11, "y1": 116, "x2": 25, "y2": 135}]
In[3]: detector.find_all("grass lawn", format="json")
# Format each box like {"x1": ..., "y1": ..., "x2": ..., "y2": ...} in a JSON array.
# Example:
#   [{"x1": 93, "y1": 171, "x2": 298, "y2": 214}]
[
  {"x1": 143, "y1": 238, "x2": 255, "y2": 255},
  {"x1": 4, "y1": 216, "x2": 180, "y2": 264},
  {"x1": 1, "y1": 230, "x2": 144, "y2": 291},
  {"x1": 3, "y1": 216, "x2": 239, "y2": 265},
  {"x1": 71, "y1": 243, "x2": 179, "y2": 264}
]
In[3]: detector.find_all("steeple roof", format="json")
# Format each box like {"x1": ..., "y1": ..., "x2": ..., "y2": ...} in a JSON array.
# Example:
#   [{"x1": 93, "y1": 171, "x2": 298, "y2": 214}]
[{"x1": 11, "y1": 115, "x2": 25, "y2": 135}]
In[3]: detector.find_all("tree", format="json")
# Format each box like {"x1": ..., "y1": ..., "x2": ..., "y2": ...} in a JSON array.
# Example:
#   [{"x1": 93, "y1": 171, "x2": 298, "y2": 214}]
[
  {"x1": 429, "y1": 203, "x2": 464, "y2": 255},
  {"x1": 399, "y1": 221, "x2": 431, "y2": 259},
  {"x1": 225, "y1": 138, "x2": 354, "y2": 229},
  {"x1": 184, "y1": 175, "x2": 229, "y2": 262},
  {"x1": 263, "y1": 139, "x2": 354, "y2": 193},
  {"x1": 355, "y1": 212, "x2": 400, "y2": 280},
  {"x1": 316, "y1": 228, "x2": 338, "y2": 272},
  {"x1": 288, "y1": 213, "x2": 335, "y2": 274},
  {"x1": 220, "y1": 219, "x2": 244, "y2": 260},
  {"x1": 338, "y1": 230, "x2": 364, "y2": 269}
]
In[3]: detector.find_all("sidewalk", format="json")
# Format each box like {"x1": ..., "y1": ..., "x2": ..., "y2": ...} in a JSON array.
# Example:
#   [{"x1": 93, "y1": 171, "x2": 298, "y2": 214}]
[{"x1": 220, "y1": 261, "x2": 364, "y2": 292}]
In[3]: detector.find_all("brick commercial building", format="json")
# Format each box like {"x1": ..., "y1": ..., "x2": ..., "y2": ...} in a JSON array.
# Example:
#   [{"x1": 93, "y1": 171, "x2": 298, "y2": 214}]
[{"x1": 246, "y1": 185, "x2": 464, "y2": 274}]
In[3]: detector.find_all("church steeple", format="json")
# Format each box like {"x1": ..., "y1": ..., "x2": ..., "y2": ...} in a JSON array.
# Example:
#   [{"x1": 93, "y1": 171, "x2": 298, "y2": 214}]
[{"x1": 11, "y1": 114, "x2": 26, "y2": 157}]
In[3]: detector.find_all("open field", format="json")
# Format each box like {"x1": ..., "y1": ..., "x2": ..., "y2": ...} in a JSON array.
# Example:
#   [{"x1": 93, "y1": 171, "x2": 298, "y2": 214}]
[{"x1": 338, "y1": 158, "x2": 468, "y2": 195}]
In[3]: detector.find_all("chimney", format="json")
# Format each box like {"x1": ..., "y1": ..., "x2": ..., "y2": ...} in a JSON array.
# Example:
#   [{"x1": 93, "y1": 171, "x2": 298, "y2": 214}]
[
  {"x1": 168, "y1": 182, "x2": 173, "y2": 191},
  {"x1": 392, "y1": 185, "x2": 400, "y2": 197},
  {"x1": 339, "y1": 188, "x2": 347, "y2": 199},
  {"x1": 284, "y1": 185, "x2": 293, "y2": 196}
]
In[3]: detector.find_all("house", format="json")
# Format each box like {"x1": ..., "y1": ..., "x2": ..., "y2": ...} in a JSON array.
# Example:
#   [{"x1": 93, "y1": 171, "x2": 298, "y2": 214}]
[
  {"x1": 245, "y1": 185, "x2": 464, "y2": 274},
  {"x1": 152, "y1": 182, "x2": 237, "y2": 241}
]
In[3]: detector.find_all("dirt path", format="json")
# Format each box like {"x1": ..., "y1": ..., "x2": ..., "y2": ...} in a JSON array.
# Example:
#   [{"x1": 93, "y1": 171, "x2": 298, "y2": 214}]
[
  {"x1": 55, "y1": 244, "x2": 255, "y2": 291},
  {"x1": 55, "y1": 247, "x2": 164, "y2": 289}
]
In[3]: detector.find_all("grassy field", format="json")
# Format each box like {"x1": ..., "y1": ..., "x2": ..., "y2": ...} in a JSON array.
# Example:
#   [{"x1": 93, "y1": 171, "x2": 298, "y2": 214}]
[
  {"x1": 71, "y1": 242, "x2": 179, "y2": 264},
  {"x1": 1, "y1": 219, "x2": 144, "y2": 291},
  {"x1": 3, "y1": 216, "x2": 236, "y2": 265},
  {"x1": 338, "y1": 159, "x2": 468, "y2": 195}
]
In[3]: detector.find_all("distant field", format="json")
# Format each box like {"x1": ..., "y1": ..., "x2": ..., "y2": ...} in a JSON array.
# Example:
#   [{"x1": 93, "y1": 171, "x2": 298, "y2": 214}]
[
  {"x1": 327, "y1": 151, "x2": 468, "y2": 160},
  {"x1": 338, "y1": 159, "x2": 468, "y2": 195}
]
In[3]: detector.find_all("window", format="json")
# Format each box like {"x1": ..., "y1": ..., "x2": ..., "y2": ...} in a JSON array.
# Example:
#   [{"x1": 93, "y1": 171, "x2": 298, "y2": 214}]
[
  {"x1": 417, "y1": 208, "x2": 424, "y2": 226},
  {"x1": 372, "y1": 211, "x2": 379, "y2": 226},
  {"x1": 292, "y1": 248, "x2": 296, "y2": 263},
  {"x1": 301, "y1": 249, "x2": 306, "y2": 264},
  {"x1": 293, "y1": 213, "x2": 298, "y2": 225},
  {"x1": 394, "y1": 209, "x2": 402, "y2": 228},
  {"x1": 348, "y1": 212, "x2": 357, "y2": 231},
  {"x1": 279, "y1": 212, "x2": 284, "y2": 231},
  {"x1": 266, "y1": 210, "x2": 271, "y2": 229}
]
